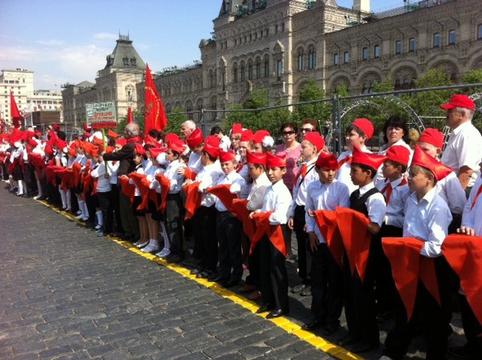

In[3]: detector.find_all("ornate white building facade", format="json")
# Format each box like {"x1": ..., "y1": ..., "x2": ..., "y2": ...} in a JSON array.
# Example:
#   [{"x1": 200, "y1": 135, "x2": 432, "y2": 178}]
[{"x1": 145, "y1": 0, "x2": 482, "y2": 124}]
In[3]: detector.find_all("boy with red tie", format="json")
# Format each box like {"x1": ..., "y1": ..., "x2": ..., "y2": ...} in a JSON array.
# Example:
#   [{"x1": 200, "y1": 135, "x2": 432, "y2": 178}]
[{"x1": 251, "y1": 153, "x2": 292, "y2": 318}]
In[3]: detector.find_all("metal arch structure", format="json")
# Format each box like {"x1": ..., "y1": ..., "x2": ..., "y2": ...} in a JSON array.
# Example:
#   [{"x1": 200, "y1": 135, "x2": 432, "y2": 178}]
[{"x1": 338, "y1": 95, "x2": 426, "y2": 133}]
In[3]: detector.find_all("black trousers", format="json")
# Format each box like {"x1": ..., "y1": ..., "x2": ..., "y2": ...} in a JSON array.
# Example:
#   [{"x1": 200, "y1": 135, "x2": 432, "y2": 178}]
[
  {"x1": 110, "y1": 184, "x2": 123, "y2": 234},
  {"x1": 310, "y1": 243, "x2": 343, "y2": 327},
  {"x1": 257, "y1": 231, "x2": 289, "y2": 312},
  {"x1": 216, "y1": 211, "x2": 242, "y2": 281},
  {"x1": 166, "y1": 193, "x2": 184, "y2": 256},
  {"x1": 97, "y1": 191, "x2": 112, "y2": 234},
  {"x1": 459, "y1": 293, "x2": 482, "y2": 356},
  {"x1": 343, "y1": 247, "x2": 379, "y2": 346},
  {"x1": 375, "y1": 224, "x2": 403, "y2": 314},
  {"x1": 195, "y1": 206, "x2": 218, "y2": 272},
  {"x1": 383, "y1": 258, "x2": 451, "y2": 360},
  {"x1": 293, "y1": 205, "x2": 311, "y2": 284},
  {"x1": 119, "y1": 192, "x2": 139, "y2": 240}
]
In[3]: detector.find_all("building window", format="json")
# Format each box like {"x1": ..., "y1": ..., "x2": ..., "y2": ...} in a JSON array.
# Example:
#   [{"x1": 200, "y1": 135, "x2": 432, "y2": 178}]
[
  {"x1": 433, "y1": 32, "x2": 441, "y2": 48},
  {"x1": 409, "y1": 37, "x2": 417, "y2": 52},
  {"x1": 362, "y1": 47, "x2": 369, "y2": 61},
  {"x1": 333, "y1": 53, "x2": 339, "y2": 65},
  {"x1": 478, "y1": 24, "x2": 482, "y2": 39},
  {"x1": 281, "y1": 23, "x2": 285, "y2": 32},
  {"x1": 344, "y1": 51, "x2": 350, "y2": 64},
  {"x1": 264, "y1": 55, "x2": 270, "y2": 77},
  {"x1": 448, "y1": 30, "x2": 456, "y2": 45},
  {"x1": 275, "y1": 24, "x2": 278, "y2": 33},
  {"x1": 248, "y1": 60, "x2": 253, "y2": 80},
  {"x1": 255, "y1": 58, "x2": 261, "y2": 79},
  {"x1": 374, "y1": 45, "x2": 381, "y2": 59},
  {"x1": 395, "y1": 40, "x2": 402, "y2": 55},
  {"x1": 308, "y1": 46, "x2": 316, "y2": 70},
  {"x1": 232, "y1": 63, "x2": 238, "y2": 83},
  {"x1": 276, "y1": 59, "x2": 283, "y2": 80},
  {"x1": 240, "y1": 62, "x2": 246, "y2": 81},
  {"x1": 297, "y1": 49, "x2": 304, "y2": 71}
]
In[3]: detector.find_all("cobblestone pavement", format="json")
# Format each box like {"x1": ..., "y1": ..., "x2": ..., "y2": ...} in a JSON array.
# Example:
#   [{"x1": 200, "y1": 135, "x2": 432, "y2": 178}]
[{"x1": 0, "y1": 189, "x2": 342, "y2": 360}]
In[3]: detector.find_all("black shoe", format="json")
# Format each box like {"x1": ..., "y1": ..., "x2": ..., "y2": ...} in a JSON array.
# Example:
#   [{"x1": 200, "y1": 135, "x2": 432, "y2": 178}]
[
  {"x1": 338, "y1": 335, "x2": 360, "y2": 347},
  {"x1": 207, "y1": 272, "x2": 219, "y2": 281},
  {"x1": 321, "y1": 323, "x2": 340, "y2": 336},
  {"x1": 349, "y1": 341, "x2": 379, "y2": 353},
  {"x1": 448, "y1": 345, "x2": 481, "y2": 360},
  {"x1": 166, "y1": 254, "x2": 183, "y2": 263},
  {"x1": 256, "y1": 304, "x2": 274, "y2": 313},
  {"x1": 225, "y1": 278, "x2": 241, "y2": 288},
  {"x1": 266, "y1": 308, "x2": 288, "y2": 319},
  {"x1": 190, "y1": 268, "x2": 203, "y2": 275},
  {"x1": 197, "y1": 270, "x2": 211, "y2": 279},
  {"x1": 212, "y1": 275, "x2": 229, "y2": 283},
  {"x1": 302, "y1": 319, "x2": 325, "y2": 331}
]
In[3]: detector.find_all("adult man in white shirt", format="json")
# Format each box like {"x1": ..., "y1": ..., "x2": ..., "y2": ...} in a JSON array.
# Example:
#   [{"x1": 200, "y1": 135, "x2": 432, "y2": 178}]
[{"x1": 440, "y1": 94, "x2": 482, "y2": 189}]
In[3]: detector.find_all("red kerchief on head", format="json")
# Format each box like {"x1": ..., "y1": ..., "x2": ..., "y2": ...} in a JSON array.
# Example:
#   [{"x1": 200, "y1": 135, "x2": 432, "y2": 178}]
[
  {"x1": 352, "y1": 118, "x2": 374, "y2": 140},
  {"x1": 134, "y1": 143, "x2": 146, "y2": 156},
  {"x1": 187, "y1": 128, "x2": 203, "y2": 148},
  {"x1": 303, "y1": 131, "x2": 325, "y2": 151},
  {"x1": 55, "y1": 138, "x2": 67, "y2": 150},
  {"x1": 240, "y1": 129, "x2": 254, "y2": 142},
  {"x1": 266, "y1": 152, "x2": 286, "y2": 168},
  {"x1": 144, "y1": 134, "x2": 158, "y2": 147},
  {"x1": 411, "y1": 145, "x2": 452, "y2": 181},
  {"x1": 107, "y1": 129, "x2": 119, "y2": 139},
  {"x1": 169, "y1": 139, "x2": 186, "y2": 154},
  {"x1": 246, "y1": 151, "x2": 267, "y2": 166},
  {"x1": 440, "y1": 94, "x2": 475, "y2": 112},
  {"x1": 315, "y1": 152, "x2": 338, "y2": 170},
  {"x1": 165, "y1": 133, "x2": 180, "y2": 146},
  {"x1": 204, "y1": 135, "x2": 221, "y2": 159},
  {"x1": 386, "y1": 145, "x2": 411, "y2": 167},
  {"x1": 231, "y1": 123, "x2": 243, "y2": 135},
  {"x1": 352, "y1": 146, "x2": 385, "y2": 171},
  {"x1": 418, "y1": 128, "x2": 444, "y2": 149},
  {"x1": 253, "y1": 130, "x2": 270, "y2": 144},
  {"x1": 219, "y1": 150, "x2": 236, "y2": 163},
  {"x1": 149, "y1": 147, "x2": 165, "y2": 160}
]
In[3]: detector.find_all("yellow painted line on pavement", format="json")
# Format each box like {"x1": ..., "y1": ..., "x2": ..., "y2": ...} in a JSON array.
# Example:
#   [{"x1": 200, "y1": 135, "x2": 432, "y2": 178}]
[{"x1": 36, "y1": 199, "x2": 363, "y2": 360}]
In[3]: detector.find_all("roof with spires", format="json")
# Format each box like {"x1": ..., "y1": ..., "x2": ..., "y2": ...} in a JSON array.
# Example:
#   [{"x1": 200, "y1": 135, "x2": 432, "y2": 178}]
[{"x1": 103, "y1": 34, "x2": 145, "y2": 72}]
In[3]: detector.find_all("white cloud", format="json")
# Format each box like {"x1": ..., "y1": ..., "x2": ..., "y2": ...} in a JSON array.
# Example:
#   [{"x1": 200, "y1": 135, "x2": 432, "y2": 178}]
[{"x1": 93, "y1": 32, "x2": 118, "y2": 41}]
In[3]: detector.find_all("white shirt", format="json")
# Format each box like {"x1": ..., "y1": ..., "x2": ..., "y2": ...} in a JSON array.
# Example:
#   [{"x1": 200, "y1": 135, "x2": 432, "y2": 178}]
[
  {"x1": 289, "y1": 157, "x2": 318, "y2": 217},
  {"x1": 196, "y1": 163, "x2": 224, "y2": 207},
  {"x1": 129, "y1": 164, "x2": 145, "y2": 197},
  {"x1": 188, "y1": 151, "x2": 203, "y2": 174},
  {"x1": 163, "y1": 159, "x2": 186, "y2": 194},
  {"x1": 305, "y1": 180, "x2": 350, "y2": 243},
  {"x1": 260, "y1": 179, "x2": 292, "y2": 225},
  {"x1": 107, "y1": 161, "x2": 119, "y2": 185},
  {"x1": 357, "y1": 182, "x2": 387, "y2": 227},
  {"x1": 336, "y1": 145, "x2": 372, "y2": 195},
  {"x1": 376, "y1": 177, "x2": 410, "y2": 228},
  {"x1": 462, "y1": 175, "x2": 482, "y2": 236},
  {"x1": 214, "y1": 170, "x2": 246, "y2": 212},
  {"x1": 247, "y1": 172, "x2": 271, "y2": 211},
  {"x1": 10, "y1": 144, "x2": 24, "y2": 163},
  {"x1": 375, "y1": 139, "x2": 412, "y2": 187},
  {"x1": 404, "y1": 188, "x2": 452, "y2": 257},
  {"x1": 91, "y1": 162, "x2": 111, "y2": 193},
  {"x1": 436, "y1": 171, "x2": 467, "y2": 215},
  {"x1": 441, "y1": 121, "x2": 482, "y2": 187}
]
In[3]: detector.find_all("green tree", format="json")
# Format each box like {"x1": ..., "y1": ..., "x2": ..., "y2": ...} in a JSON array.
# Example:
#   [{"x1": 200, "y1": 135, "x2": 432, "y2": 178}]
[
  {"x1": 116, "y1": 109, "x2": 144, "y2": 133},
  {"x1": 164, "y1": 107, "x2": 188, "y2": 135},
  {"x1": 294, "y1": 80, "x2": 331, "y2": 128}
]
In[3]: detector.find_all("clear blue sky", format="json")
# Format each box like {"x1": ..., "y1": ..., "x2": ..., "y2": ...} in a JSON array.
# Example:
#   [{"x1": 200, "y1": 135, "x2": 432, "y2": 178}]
[{"x1": 0, "y1": 0, "x2": 404, "y2": 90}]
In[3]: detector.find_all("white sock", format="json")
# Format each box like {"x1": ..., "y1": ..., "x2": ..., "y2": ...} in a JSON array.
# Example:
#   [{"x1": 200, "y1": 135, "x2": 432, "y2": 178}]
[
  {"x1": 82, "y1": 201, "x2": 90, "y2": 219},
  {"x1": 35, "y1": 175, "x2": 43, "y2": 197},
  {"x1": 65, "y1": 190, "x2": 71, "y2": 210},
  {"x1": 160, "y1": 222, "x2": 170, "y2": 250},
  {"x1": 17, "y1": 180, "x2": 24, "y2": 194},
  {"x1": 59, "y1": 187, "x2": 66, "y2": 208},
  {"x1": 96, "y1": 210, "x2": 103, "y2": 227}
]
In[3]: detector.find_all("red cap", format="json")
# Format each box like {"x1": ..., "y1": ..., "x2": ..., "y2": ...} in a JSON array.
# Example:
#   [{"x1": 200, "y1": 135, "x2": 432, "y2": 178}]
[
  {"x1": 253, "y1": 130, "x2": 270, "y2": 144},
  {"x1": 165, "y1": 133, "x2": 180, "y2": 146},
  {"x1": 134, "y1": 143, "x2": 146, "y2": 156},
  {"x1": 107, "y1": 129, "x2": 119, "y2": 139},
  {"x1": 266, "y1": 152, "x2": 286, "y2": 168},
  {"x1": 352, "y1": 118, "x2": 374, "y2": 140},
  {"x1": 169, "y1": 139, "x2": 186, "y2": 154},
  {"x1": 411, "y1": 146, "x2": 452, "y2": 181},
  {"x1": 187, "y1": 128, "x2": 204, "y2": 148},
  {"x1": 440, "y1": 94, "x2": 475, "y2": 111},
  {"x1": 315, "y1": 152, "x2": 338, "y2": 170},
  {"x1": 68, "y1": 146, "x2": 77, "y2": 157},
  {"x1": 246, "y1": 151, "x2": 267, "y2": 166},
  {"x1": 240, "y1": 129, "x2": 254, "y2": 142},
  {"x1": 144, "y1": 134, "x2": 158, "y2": 147},
  {"x1": 418, "y1": 128, "x2": 444, "y2": 149},
  {"x1": 386, "y1": 145, "x2": 411, "y2": 167},
  {"x1": 149, "y1": 147, "x2": 166, "y2": 159},
  {"x1": 219, "y1": 150, "x2": 236, "y2": 163},
  {"x1": 303, "y1": 131, "x2": 325, "y2": 151},
  {"x1": 231, "y1": 123, "x2": 243, "y2": 135},
  {"x1": 203, "y1": 135, "x2": 221, "y2": 159},
  {"x1": 55, "y1": 138, "x2": 67, "y2": 150},
  {"x1": 352, "y1": 146, "x2": 385, "y2": 171},
  {"x1": 116, "y1": 137, "x2": 127, "y2": 147}
]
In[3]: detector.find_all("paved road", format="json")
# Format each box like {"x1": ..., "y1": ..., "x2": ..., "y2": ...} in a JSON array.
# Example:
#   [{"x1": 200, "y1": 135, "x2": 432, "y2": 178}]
[{"x1": 0, "y1": 189, "x2": 338, "y2": 360}]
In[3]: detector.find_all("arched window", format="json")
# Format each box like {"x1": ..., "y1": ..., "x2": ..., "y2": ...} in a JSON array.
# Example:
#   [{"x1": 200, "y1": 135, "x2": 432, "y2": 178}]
[
  {"x1": 297, "y1": 48, "x2": 304, "y2": 71},
  {"x1": 433, "y1": 32, "x2": 441, "y2": 48},
  {"x1": 374, "y1": 45, "x2": 381, "y2": 59},
  {"x1": 240, "y1": 61, "x2": 246, "y2": 81},
  {"x1": 308, "y1": 46, "x2": 316, "y2": 70},
  {"x1": 263, "y1": 55, "x2": 270, "y2": 77},
  {"x1": 232, "y1": 62, "x2": 238, "y2": 83},
  {"x1": 255, "y1": 57, "x2": 261, "y2": 79},
  {"x1": 125, "y1": 84, "x2": 135, "y2": 102},
  {"x1": 248, "y1": 59, "x2": 253, "y2": 80}
]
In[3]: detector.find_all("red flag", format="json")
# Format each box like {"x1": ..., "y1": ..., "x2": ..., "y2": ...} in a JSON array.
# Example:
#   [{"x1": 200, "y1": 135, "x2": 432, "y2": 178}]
[
  {"x1": 127, "y1": 107, "x2": 134, "y2": 124},
  {"x1": 144, "y1": 64, "x2": 167, "y2": 135},
  {"x1": 10, "y1": 92, "x2": 23, "y2": 128}
]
